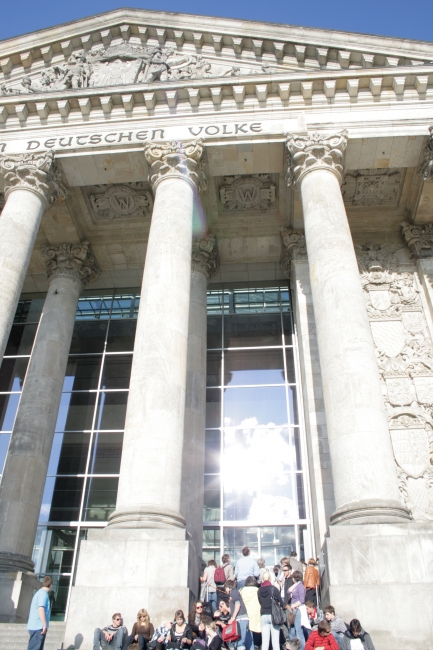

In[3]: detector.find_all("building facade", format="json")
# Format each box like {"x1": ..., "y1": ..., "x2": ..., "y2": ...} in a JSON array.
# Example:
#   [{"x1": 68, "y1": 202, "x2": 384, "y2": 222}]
[{"x1": 0, "y1": 8, "x2": 432, "y2": 649}]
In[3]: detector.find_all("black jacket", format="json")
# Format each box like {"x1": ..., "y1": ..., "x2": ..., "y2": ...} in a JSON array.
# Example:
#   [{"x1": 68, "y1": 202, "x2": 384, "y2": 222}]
[
  {"x1": 283, "y1": 576, "x2": 295, "y2": 607},
  {"x1": 342, "y1": 629, "x2": 375, "y2": 650},
  {"x1": 168, "y1": 623, "x2": 194, "y2": 648},
  {"x1": 257, "y1": 585, "x2": 283, "y2": 615}
]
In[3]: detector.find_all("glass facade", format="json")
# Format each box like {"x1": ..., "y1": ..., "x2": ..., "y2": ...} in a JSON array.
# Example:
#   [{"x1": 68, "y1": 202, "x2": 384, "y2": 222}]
[{"x1": 0, "y1": 283, "x2": 311, "y2": 620}]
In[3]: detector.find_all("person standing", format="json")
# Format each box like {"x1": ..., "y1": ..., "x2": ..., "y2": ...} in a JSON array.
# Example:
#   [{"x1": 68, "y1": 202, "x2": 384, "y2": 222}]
[
  {"x1": 201, "y1": 560, "x2": 218, "y2": 612},
  {"x1": 303, "y1": 560, "x2": 320, "y2": 607},
  {"x1": 235, "y1": 547, "x2": 260, "y2": 589},
  {"x1": 289, "y1": 552, "x2": 303, "y2": 574},
  {"x1": 27, "y1": 576, "x2": 53, "y2": 650},
  {"x1": 257, "y1": 571, "x2": 284, "y2": 650},
  {"x1": 225, "y1": 579, "x2": 253, "y2": 650}
]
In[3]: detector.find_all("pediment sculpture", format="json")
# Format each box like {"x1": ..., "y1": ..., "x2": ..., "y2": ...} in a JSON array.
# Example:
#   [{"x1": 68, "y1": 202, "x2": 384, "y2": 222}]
[{"x1": 1, "y1": 42, "x2": 282, "y2": 95}]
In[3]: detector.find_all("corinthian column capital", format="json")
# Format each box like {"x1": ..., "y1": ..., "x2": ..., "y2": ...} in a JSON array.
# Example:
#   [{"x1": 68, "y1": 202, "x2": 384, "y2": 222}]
[
  {"x1": 41, "y1": 240, "x2": 99, "y2": 288},
  {"x1": 0, "y1": 151, "x2": 68, "y2": 207},
  {"x1": 420, "y1": 126, "x2": 433, "y2": 182},
  {"x1": 285, "y1": 130, "x2": 348, "y2": 187},
  {"x1": 280, "y1": 228, "x2": 308, "y2": 279},
  {"x1": 401, "y1": 221, "x2": 433, "y2": 258},
  {"x1": 144, "y1": 140, "x2": 208, "y2": 193},
  {"x1": 192, "y1": 233, "x2": 219, "y2": 281}
]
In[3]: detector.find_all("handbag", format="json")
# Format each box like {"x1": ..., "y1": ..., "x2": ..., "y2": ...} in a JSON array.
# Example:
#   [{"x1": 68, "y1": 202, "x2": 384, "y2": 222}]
[
  {"x1": 271, "y1": 592, "x2": 285, "y2": 626},
  {"x1": 221, "y1": 621, "x2": 241, "y2": 643}
]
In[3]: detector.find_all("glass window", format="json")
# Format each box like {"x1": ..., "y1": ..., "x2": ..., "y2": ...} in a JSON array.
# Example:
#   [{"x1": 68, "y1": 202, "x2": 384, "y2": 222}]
[
  {"x1": 224, "y1": 386, "x2": 288, "y2": 427},
  {"x1": 55, "y1": 392, "x2": 97, "y2": 432},
  {"x1": 95, "y1": 392, "x2": 128, "y2": 430},
  {"x1": 260, "y1": 526, "x2": 296, "y2": 566},
  {"x1": 69, "y1": 321, "x2": 108, "y2": 354},
  {"x1": 206, "y1": 389, "x2": 221, "y2": 428},
  {"x1": 205, "y1": 430, "x2": 220, "y2": 473},
  {"x1": 203, "y1": 475, "x2": 220, "y2": 522},
  {"x1": 285, "y1": 349, "x2": 296, "y2": 384},
  {"x1": 44, "y1": 529, "x2": 77, "y2": 574},
  {"x1": 224, "y1": 314, "x2": 282, "y2": 348},
  {"x1": 0, "y1": 393, "x2": 20, "y2": 431},
  {"x1": 101, "y1": 355, "x2": 132, "y2": 389},
  {"x1": 203, "y1": 527, "x2": 221, "y2": 548},
  {"x1": 224, "y1": 349, "x2": 285, "y2": 386},
  {"x1": 106, "y1": 320, "x2": 136, "y2": 352},
  {"x1": 49, "y1": 477, "x2": 84, "y2": 521},
  {"x1": 0, "y1": 357, "x2": 29, "y2": 392},
  {"x1": 207, "y1": 316, "x2": 222, "y2": 348},
  {"x1": 5, "y1": 324, "x2": 38, "y2": 355},
  {"x1": 48, "y1": 575, "x2": 71, "y2": 621},
  {"x1": 82, "y1": 477, "x2": 118, "y2": 521},
  {"x1": 63, "y1": 356, "x2": 101, "y2": 391},
  {"x1": 13, "y1": 298, "x2": 44, "y2": 323},
  {"x1": 296, "y1": 474, "x2": 306, "y2": 519},
  {"x1": 223, "y1": 528, "x2": 259, "y2": 560},
  {"x1": 0, "y1": 433, "x2": 10, "y2": 472},
  {"x1": 88, "y1": 432, "x2": 123, "y2": 474},
  {"x1": 48, "y1": 433, "x2": 90, "y2": 475},
  {"x1": 206, "y1": 352, "x2": 221, "y2": 387},
  {"x1": 292, "y1": 428, "x2": 302, "y2": 471},
  {"x1": 283, "y1": 315, "x2": 293, "y2": 345},
  {"x1": 76, "y1": 295, "x2": 113, "y2": 320},
  {"x1": 111, "y1": 293, "x2": 140, "y2": 319}
]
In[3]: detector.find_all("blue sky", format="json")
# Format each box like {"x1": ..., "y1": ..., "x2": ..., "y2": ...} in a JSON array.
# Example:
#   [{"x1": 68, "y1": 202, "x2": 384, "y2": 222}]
[{"x1": 0, "y1": 0, "x2": 432, "y2": 43}]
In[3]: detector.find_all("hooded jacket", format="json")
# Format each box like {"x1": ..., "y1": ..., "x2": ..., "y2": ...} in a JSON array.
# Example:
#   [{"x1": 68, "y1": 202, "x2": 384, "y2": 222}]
[{"x1": 342, "y1": 629, "x2": 375, "y2": 650}]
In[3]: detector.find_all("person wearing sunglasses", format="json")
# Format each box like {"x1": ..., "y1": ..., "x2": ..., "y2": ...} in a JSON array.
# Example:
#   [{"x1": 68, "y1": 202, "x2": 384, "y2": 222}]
[
  {"x1": 93, "y1": 612, "x2": 127, "y2": 650},
  {"x1": 188, "y1": 601, "x2": 204, "y2": 638}
]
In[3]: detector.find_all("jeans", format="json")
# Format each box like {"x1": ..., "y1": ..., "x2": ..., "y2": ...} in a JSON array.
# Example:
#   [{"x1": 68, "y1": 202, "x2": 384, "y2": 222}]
[
  {"x1": 288, "y1": 610, "x2": 305, "y2": 650},
  {"x1": 126, "y1": 634, "x2": 148, "y2": 650},
  {"x1": 27, "y1": 630, "x2": 47, "y2": 650},
  {"x1": 237, "y1": 580, "x2": 246, "y2": 589},
  {"x1": 94, "y1": 627, "x2": 126, "y2": 650},
  {"x1": 208, "y1": 591, "x2": 218, "y2": 612},
  {"x1": 236, "y1": 617, "x2": 253, "y2": 650},
  {"x1": 260, "y1": 614, "x2": 280, "y2": 650},
  {"x1": 331, "y1": 631, "x2": 344, "y2": 650}
]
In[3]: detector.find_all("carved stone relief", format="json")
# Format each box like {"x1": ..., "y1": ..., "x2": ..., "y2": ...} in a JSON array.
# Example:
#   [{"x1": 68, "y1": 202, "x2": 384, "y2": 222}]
[
  {"x1": 0, "y1": 193, "x2": 4, "y2": 213},
  {"x1": 1, "y1": 43, "x2": 286, "y2": 95},
  {"x1": 401, "y1": 221, "x2": 433, "y2": 258},
  {"x1": 342, "y1": 168, "x2": 402, "y2": 206},
  {"x1": 279, "y1": 228, "x2": 307, "y2": 279},
  {"x1": 420, "y1": 126, "x2": 433, "y2": 183},
  {"x1": 219, "y1": 175, "x2": 276, "y2": 212},
  {"x1": 192, "y1": 233, "x2": 219, "y2": 281},
  {"x1": 82, "y1": 182, "x2": 153, "y2": 223},
  {"x1": 355, "y1": 242, "x2": 433, "y2": 521}
]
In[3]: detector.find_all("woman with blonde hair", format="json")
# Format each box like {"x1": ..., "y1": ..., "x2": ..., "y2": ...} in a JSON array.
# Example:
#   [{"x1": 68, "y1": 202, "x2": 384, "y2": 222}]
[{"x1": 127, "y1": 608, "x2": 155, "y2": 650}]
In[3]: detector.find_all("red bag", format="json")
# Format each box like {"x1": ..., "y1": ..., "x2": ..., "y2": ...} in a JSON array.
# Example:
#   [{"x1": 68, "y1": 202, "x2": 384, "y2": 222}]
[
  {"x1": 222, "y1": 622, "x2": 241, "y2": 643},
  {"x1": 214, "y1": 564, "x2": 228, "y2": 585}
]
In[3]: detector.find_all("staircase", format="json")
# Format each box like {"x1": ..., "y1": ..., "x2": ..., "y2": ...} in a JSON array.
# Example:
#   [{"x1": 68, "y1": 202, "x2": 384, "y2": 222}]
[{"x1": 0, "y1": 622, "x2": 66, "y2": 650}]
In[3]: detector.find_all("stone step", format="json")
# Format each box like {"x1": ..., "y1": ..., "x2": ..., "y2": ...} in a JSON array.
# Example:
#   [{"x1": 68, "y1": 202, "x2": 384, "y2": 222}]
[{"x1": 0, "y1": 622, "x2": 66, "y2": 650}]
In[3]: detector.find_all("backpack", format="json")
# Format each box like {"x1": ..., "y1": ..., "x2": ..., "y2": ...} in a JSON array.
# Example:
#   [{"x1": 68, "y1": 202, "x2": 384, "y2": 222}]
[
  {"x1": 214, "y1": 564, "x2": 228, "y2": 585},
  {"x1": 221, "y1": 621, "x2": 241, "y2": 644}
]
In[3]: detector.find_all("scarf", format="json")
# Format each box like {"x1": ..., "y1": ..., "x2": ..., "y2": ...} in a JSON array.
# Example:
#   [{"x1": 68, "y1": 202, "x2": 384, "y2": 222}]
[{"x1": 261, "y1": 580, "x2": 272, "y2": 587}]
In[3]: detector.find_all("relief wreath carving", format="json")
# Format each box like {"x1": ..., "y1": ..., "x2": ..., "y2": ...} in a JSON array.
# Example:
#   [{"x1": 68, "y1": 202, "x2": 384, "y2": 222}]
[{"x1": 356, "y1": 242, "x2": 433, "y2": 521}]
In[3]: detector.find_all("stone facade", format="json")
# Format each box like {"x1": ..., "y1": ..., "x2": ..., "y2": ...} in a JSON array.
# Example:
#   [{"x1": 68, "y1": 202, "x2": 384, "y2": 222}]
[{"x1": 0, "y1": 8, "x2": 432, "y2": 650}]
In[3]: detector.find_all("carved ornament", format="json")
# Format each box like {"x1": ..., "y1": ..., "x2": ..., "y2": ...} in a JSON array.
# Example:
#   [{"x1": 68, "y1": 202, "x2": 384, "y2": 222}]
[
  {"x1": 342, "y1": 168, "x2": 402, "y2": 206},
  {"x1": 144, "y1": 140, "x2": 207, "y2": 192},
  {"x1": 355, "y1": 242, "x2": 433, "y2": 521},
  {"x1": 280, "y1": 228, "x2": 307, "y2": 279},
  {"x1": 0, "y1": 193, "x2": 4, "y2": 213},
  {"x1": 220, "y1": 175, "x2": 275, "y2": 212},
  {"x1": 420, "y1": 126, "x2": 433, "y2": 183},
  {"x1": 42, "y1": 240, "x2": 99, "y2": 287},
  {"x1": 90, "y1": 184, "x2": 153, "y2": 220},
  {"x1": 401, "y1": 221, "x2": 433, "y2": 258},
  {"x1": 0, "y1": 152, "x2": 67, "y2": 206},
  {"x1": 285, "y1": 131, "x2": 348, "y2": 187},
  {"x1": 192, "y1": 234, "x2": 219, "y2": 281}
]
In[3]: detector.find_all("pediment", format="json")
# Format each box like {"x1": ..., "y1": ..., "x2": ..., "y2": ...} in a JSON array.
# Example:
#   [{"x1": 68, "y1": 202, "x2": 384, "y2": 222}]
[{"x1": 1, "y1": 8, "x2": 433, "y2": 96}]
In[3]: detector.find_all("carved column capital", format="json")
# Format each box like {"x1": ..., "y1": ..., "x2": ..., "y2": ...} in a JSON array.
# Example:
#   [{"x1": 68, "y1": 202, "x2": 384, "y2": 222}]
[
  {"x1": 41, "y1": 240, "x2": 99, "y2": 288},
  {"x1": 420, "y1": 126, "x2": 433, "y2": 183},
  {"x1": 280, "y1": 228, "x2": 307, "y2": 279},
  {"x1": 192, "y1": 233, "x2": 219, "y2": 281},
  {"x1": 285, "y1": 130, "x2": 348, "y2": 187},
  {"x1": 0, "y1": 151, "x2": 67, "y2": 207},
  {"x1": 144, "y1": 140, "x2": 208, "y2": 193},
  {"x1": 401, "y1": 221, "x2": 433, "y2": 258}
]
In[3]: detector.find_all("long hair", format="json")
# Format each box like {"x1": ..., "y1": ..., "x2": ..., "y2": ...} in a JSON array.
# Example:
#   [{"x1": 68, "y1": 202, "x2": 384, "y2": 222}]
[
  {"x1": 136, "y1": 608, "x2": 150, "y2": 628},
  {"x1": 188, "y1": 601, "x2": 202, "y2": 624}
]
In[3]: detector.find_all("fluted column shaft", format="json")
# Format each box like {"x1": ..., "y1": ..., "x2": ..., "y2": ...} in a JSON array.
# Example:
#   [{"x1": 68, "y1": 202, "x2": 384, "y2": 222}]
[
  {"x1": 0, "y1": 242, "x2": 98, "y2": 573},
  {"x1": 0, "y1": 153, "x2": 67, "y2": 362},
  {"x1": 181, "y1": 235, "x2": 219, "y2": 552},
  {"x1": 109, "y1": 140, "x2": 207, "y2": 529},
  {"x1": 286, "y1": 132, "x2": 411, "y2": 525}
]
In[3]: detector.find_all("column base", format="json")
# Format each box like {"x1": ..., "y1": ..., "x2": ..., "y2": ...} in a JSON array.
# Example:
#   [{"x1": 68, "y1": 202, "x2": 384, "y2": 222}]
[
  {"x1": 108, "y1": 505, "x2": 186, "y2": 529},
  {"x1": 0, "y1": 571, "x2": 41, "y2": 622},
  {"x1": 322, "y1": 522, "x2": 433, "y2": 650},
  {"x1": 330, "y1": 498, "x2": 412, "y2": 525},
  {"x1": 64, "y1": 527, "x2": 200, "y2": 649},
  {"x1": 0, "y1": 551, "x2": 35, "y2": 573}
]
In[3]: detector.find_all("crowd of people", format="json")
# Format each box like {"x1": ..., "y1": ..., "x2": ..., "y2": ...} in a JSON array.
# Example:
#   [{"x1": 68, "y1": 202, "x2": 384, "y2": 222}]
[{"x1": 24, "y1": 549, "x2": 375, "y2": 650}]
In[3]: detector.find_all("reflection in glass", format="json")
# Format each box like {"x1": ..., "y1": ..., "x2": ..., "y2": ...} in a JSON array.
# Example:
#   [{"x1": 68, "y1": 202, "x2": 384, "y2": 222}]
[
  {"x1": 48, "y1": 433, "x2": 90, "y2": 475},
  {"x1": 101, "y1": 355, "x2": 132, "y2": 389},
  {"x1": 285, "y1": 348, "x2": 296, "y2": 384},
  {"x1": 76, "y1": 295, "x2": 113, "y2": 320},
  {"x1": 5, "y1": 324, "x2": 38, "y2": 356},
  {"x1": 206, "y1": 389, "x2": 221, "y2": 428},
  {"x1": 283, "y1": 315, "x2": 293, "y2": 345},
  {"x1": 69, "y1": 321, "x2": 108, "y2": 354},
  {"x1": 0, "y1": 393, "x2": 20, "y2": 431},
  {"x1": 106, "y1": 320, "x2": 136, "y2": 352},
  {"x1": 224, "y1": 386, "x2": 288, "y2": 427},
  {"x1": 111, "y1": 293, "x2": 140, "y2": 319},
  {"x1": 13, "y1": 298, "x2": 44, "y2": 324},
  {"x1": 203, "y1": 475, "x2": 220, "y2": 522},
  {"x1": 223, "y1": 427, "x2": 296, "y2": 522},
  {"x1": 292, "y1": 428, "x2": 302, "y2": 470},
  {"x1": 296, "y1": 474, "x2": 306, "y2": 519},
  {"x1": 49, "y1": 575, "x2": 71, "y2": 620},
  {"x1": 45, "y1": 529, "x2": 77, "y2": 574},
  {"x1": 205, "y1": 430, "x2": 220, "y2": 473},
  {"x1": 49, "y1": 477, "x2": 84, "y2": 521},
  {"x1": 206, "y1": 352, "x2": 221, "y2": 387},
  {"x1": 224, "y1": 314, "x2": 281, "y2": 348},
  {"x1": 207, "y1": 316, "x2": 222, "y2": 348},
  {"x1": 95, "y1": 392, "x2": 128, "y2": 430},
  {"x1": 260, "y1": 526, "x2": 296, "y2": 566},
  {"x1": 88, "y1": 432, "x2": 123, "y2": 474},
  {"x1": 0, "y1": 433, "x2": 10, "y2": 472},
  {"x1": 203, "y1": 527, "x2": 220, "y2": 547},
  {"x1": 82, "y1": 477, "x2": 118, "y2": 521},
  {"x1": 0, "y1": 357, "x2": 29, "y2": 392},
  {"x1": 223, "y1": 528, "x2": 259, "y2": 561},
  {"x1": 63, "y1": 356, "x2": 101, "y2": 391},
  {"x1": 287, "y1": 386, "x2": 299, "y2": 425},
  {"x1": 232, "y1": 288, "x2": 281, "y2": 314},
  {"x1": 224, "y1": 349, "x2": 285, "y2": 386},
  {"x1": 55, "y1": 392, "x2": 96, "y2": 432}
]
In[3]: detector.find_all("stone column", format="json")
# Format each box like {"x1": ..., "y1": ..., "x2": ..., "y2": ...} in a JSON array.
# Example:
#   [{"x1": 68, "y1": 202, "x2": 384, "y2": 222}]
[
  {"x1": 0, "y1": 152, "x2": 67, "y2": 362},
  {"x1": 286, "y1": 131, "x2": 410, "y2": 525},
  {"x1": 108, "y1": 140, "x2": 207, "y2": 529},
  {"x1": 181, "y1": 234, "x2": 219, "y2": 554},
  {"x1": 0, "y1": 242, "x2": 99, "y2": 575}
]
